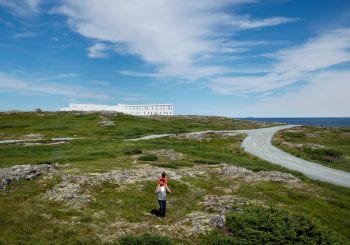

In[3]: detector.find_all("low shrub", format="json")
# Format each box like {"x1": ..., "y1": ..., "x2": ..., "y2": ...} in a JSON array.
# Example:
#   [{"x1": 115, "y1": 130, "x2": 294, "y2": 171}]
[
  {"x1": 302, "y1": 147, "x2": 344, "y2": 163},
  {"x1": 124, "y1": 148, "x2": 143, "y2": 155},
  {"x1": 202, "y1": 205, "x2": 342, "y2": 244},
  {"x1": 138, "y1": 154, "x2": 158, "y2": 161},
  {"x1": 193, "y1": 159, "x2": 220, "y2": 165},
  {"x1": 119, "y1": 233, "x2": 174, "y2": 245}
]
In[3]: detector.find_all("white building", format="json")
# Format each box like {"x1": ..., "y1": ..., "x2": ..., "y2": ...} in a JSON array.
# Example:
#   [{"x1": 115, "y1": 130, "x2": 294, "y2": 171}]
[{"x1": 61, "y1": 103, "x2": 174, "y2": 116}]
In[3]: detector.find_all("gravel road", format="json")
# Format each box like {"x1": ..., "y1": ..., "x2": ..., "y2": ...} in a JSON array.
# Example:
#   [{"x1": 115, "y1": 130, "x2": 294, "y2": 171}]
[
  {"x1": 242, "y1": 125, "x2": 350, "y2": 188},
  {"x1": 128, "y1": 125, "x2": 350, "y2": 187}
]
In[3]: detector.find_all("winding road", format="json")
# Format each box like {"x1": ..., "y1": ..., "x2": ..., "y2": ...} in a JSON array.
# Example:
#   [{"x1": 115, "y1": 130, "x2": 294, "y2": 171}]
[
  {"x1": 242, "y1": 125, "x2": 350, "y2": 188},
  {"x1": 128, "y1": 125, "x2": 350, "y2": 188}
]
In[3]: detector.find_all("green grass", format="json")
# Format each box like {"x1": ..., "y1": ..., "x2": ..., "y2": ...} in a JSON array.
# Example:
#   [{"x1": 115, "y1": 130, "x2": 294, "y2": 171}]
[
  {"x1": 0, "y1": 112, "x2": 350, "y2": 244},
  {"x1": 273, "y1": 126, "x2": 350, "y2": 172}
]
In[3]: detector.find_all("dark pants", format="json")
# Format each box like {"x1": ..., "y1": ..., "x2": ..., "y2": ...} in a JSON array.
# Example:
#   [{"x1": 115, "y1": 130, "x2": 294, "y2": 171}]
[{"x1": 158, "y1": 200, "x2": 166, "y2": 217}]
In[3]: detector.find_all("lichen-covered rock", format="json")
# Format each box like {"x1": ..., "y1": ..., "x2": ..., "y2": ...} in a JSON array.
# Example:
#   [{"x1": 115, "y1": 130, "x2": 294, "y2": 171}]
[
  {"x1": 45, "y1": 174, "x2": 93, "y2": 208},
  {"x1": 43, "y1": 163, "x2": 300, "y2": 209},
  {"x1": 151, "y1": 149, "x2": 183, "y2": 161},
  {"x1": 44, "y1": 165, "x2": 182, "y2": 207},
  {"x1": 209, "y1": 214, "x2": 225, "y2": 228},
  {"x1": 0, "y1": 164, "x2": 56, "y2": 190},
  {"x1": 203, "y1": 195, "x2": 249, "y2": 214},
  {"x1": 220, "y1": 164, "x2": 300, "y2": 186},
  {"x1": 171, "y1": 131, "x2": 243, "y2": 142},
  {"x1": 100, "y1": 120, "x2": 115, "y2": 127}
]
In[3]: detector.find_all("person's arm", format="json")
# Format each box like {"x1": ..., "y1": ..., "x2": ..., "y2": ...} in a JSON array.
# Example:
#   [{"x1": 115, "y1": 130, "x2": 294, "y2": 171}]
[
  {"x1": 156, "y1": 177, "x2": 161, "y2": 190},
  {"x1": 166, "y1": 186, "x2": 171, "y2": 193}
]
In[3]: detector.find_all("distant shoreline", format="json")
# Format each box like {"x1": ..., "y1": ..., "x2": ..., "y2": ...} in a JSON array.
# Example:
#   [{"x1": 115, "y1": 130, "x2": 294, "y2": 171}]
[{"x1": 240, "y1": 117, "x2": 350, "y2": 127}]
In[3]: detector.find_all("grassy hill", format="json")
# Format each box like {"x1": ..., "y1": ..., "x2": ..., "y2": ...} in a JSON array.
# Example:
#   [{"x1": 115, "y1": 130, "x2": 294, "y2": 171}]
[{"x1": 0, "y1": 112, "x2": 349, "y2": 244}]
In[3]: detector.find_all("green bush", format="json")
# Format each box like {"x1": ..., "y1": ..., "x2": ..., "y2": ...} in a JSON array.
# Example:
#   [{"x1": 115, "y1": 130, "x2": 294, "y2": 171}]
[
  {"x1": 124, "y1": 148, "x2": 143, "y2": 155},
  {"x1": 193, "y1": 159, "x2": 220, "y2": 165},
  {"x1": 138, "y1": 154, "x2": 158, "y2": 161},
  {"x1": 303, "y1": 147, "x2": 343, "y2": 163},
  {"x1": 119, "y1": 233, "x2": 174, "y2": 245},
  {"x1": 202, "y1": 205, "x2": 342, "y2": 244}
]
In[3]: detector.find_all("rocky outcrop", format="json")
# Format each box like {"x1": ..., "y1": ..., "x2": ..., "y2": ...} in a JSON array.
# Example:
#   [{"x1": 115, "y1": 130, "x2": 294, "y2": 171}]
[
  {"x1": 0, "y1": 162, "x2": 301, "y2": 240},
  {"x1": 220, "y1": 164, "x2": 300, "y2": 186},
  {"x1": 171, "y1": 131, "x2": 243, "y2": 142},
  {"x1": 0, "y1": 135, "x2": 78, "y2": 146},
  {"x1": 96, "y1": 194, "x2": 252, "y2": 242},
  {"x1": 99, "y1": 115, "x2": 115, "y2": 127},
  {"x1": 44, "y1": 165, "x2": 182, "y2": 208},
  {"x1": 203, "y1": 195, "x2": 249, "y2": 214},
  {"x1": 151, "y1": 149, "x2": 183, "y2": 161},
  {"x1": 0, "y1": 164, "x2": 56, "y2": 190},
  {"x1": 43, "y1": 163, "x2": 300, "y2": 209}
]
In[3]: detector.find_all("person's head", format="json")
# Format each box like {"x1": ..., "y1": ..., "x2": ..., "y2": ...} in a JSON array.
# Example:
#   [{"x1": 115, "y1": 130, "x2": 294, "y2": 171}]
[
  {"x1": 159, "y1": 179, "x2": 165, "y2": 186},
  {"x1": 162, "y1": 172, "x2": 166, "y2": 178}
]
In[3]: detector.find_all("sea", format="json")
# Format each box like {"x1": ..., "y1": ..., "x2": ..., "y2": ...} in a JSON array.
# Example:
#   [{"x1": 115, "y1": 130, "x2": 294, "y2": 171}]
[{"x1": 241, "y1": 118, "x2": 350, "y2": 127}]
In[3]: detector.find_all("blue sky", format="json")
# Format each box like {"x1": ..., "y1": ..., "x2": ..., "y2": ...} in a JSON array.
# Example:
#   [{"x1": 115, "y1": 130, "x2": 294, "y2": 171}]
[{"x1": 0, "y1": 0, "x2": 350, "y2": 117}]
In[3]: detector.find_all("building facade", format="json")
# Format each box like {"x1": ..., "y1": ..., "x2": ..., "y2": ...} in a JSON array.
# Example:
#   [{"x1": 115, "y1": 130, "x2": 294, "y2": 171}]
[{"x1": 61, "y1": 103, "x2": 174, "y2": 116}]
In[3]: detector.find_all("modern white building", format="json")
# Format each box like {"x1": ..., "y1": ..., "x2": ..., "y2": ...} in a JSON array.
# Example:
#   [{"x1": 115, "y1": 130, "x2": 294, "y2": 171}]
[{"x1": 61, "y1": 103, "x2": 174, "y2": 116}]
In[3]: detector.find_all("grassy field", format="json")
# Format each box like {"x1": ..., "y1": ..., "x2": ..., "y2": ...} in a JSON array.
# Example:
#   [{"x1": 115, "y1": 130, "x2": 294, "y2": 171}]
[
  {"x1": 273, "y1": 126, "x2": 350, "y2": 172},
  {"x1": 0, "y1": 112, "x2": 349, "y2": 244}
]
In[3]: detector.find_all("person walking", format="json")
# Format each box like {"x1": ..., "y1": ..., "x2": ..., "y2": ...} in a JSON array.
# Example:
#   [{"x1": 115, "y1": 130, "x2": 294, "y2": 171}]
[{"x1": 156, "y1": 179, "x2": 171, "y2": 218}]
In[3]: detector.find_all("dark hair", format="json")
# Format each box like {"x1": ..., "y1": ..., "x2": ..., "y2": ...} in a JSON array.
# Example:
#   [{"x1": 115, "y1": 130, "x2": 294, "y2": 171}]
[{"x1": 162, "y1": 172, "x2": 166, "y2": 178}]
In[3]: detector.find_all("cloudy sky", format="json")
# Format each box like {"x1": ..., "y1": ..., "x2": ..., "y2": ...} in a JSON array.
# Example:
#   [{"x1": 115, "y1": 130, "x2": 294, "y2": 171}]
[{"x1": 0, "y1": 0, "x2": 349, "y2": 117}]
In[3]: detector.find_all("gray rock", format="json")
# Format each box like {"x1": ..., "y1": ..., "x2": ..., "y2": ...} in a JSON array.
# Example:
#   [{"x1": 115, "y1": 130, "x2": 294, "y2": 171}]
[
  {"x1": 100, "y1": 120, "x2": 115, "y2": 127},
  {"x1": 210, "y1": 214, "x2": 225, "y2": 228},
  {"x1": 0, "y1": 164, "x2": 56, "y2": 190},
  {"x1": 151, "y1": 149, "x2": 183, "y2": 161}
]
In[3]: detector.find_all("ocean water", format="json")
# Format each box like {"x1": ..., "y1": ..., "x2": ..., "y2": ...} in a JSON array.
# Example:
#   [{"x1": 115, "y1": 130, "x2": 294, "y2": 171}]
[{"x1": 241, "y1": 118, "x2": 350, "y2": 127}]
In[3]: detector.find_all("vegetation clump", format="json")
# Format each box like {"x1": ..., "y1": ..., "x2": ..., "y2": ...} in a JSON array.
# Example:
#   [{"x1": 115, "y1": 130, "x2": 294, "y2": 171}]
[
  {"x1": 124, "y1": 148, "x2": 143, "y2": 155},
  {"x1": 193, "y1": 159, "x2": 221, "y2": 165},
  {"x1": 302, "y1": 147, "x2": 344, "y2": 163},
  {"x1": 138, "y1": 154, "x2": 158, "y2": 161},
  {"x1": 203, "y1": 205, "x2": 342, "y2": 244}
]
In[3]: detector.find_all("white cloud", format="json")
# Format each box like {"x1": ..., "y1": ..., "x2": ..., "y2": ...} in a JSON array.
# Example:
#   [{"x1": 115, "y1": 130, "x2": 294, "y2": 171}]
[
  {"x1": 215, "y1": 14, "x2": 299, "y2": 29},
  {"x1": 236, "y1": 70, "x2": 350, "y2": 117},
  {"x1": 0, "y1": 0, "x2": 42, "y2": 16},
  {"x1": 54, "y1": 0, "x2": 296, "y2": 79},
  {"x1": 210, "y1": 28, "x2": 350, "y2": 95},
  {"x1": 36, "y1": 73, "x2": 79, "y2": 81},
  {"x1": 88, "y1": 43, "x2": 109, "y2": 58},
  {"x1": 273, "y1": 28, "x2": 350, "y2": 73},
  {"x1": 0, "y1": 72, "x2": 111, "y2": 100},
  {"x1": 13, "y1": 30, "x2": 37, "y2": 39}
]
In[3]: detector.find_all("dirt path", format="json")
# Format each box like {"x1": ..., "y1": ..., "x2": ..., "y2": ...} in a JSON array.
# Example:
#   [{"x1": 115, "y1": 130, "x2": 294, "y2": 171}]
[{"x1": 241, "y1": 125, "x2": 350, "y2": 188}]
